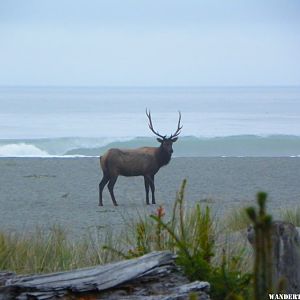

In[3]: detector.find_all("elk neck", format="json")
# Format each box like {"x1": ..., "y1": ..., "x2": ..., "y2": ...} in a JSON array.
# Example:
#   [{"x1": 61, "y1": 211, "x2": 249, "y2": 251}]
[{"x1": 155, "y1": 145, "x2": 172, "y2": 167}]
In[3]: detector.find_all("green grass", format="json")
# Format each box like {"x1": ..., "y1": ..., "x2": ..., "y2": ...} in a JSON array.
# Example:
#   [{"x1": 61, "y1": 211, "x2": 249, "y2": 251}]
[
  {"x1": 0, "y1": 225, "x2": 118, "y2": 274},
  {"x1": 224, "y1": 207, "x2": 252, "y2": 232},
  {"x1": 224, "y1": 204, "x2": 300, "y2": 232},
  {"x1": 280, "y1": 206, "x2": 300, "y2": 227}
]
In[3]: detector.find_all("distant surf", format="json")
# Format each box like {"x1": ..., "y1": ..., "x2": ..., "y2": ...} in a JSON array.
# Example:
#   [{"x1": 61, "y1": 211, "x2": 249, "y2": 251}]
[
  {"x1": 0, "y1": 135, "x2": 300, "y2": 157},
  {"x1": 1, "y1": 86, "x2": 300, "y2": 157}
]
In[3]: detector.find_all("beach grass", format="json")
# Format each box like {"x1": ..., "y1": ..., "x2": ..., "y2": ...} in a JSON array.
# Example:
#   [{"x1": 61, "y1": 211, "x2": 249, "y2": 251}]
[
  {"x1": 0, "y1": 225, "x2": 120, "y2": 274},
  {"x1": 223, "y1": 206, "x2": 252, "y2": 232},
  {"x1": 280, "y1": 206, "x2": 300, "y2": 227}
]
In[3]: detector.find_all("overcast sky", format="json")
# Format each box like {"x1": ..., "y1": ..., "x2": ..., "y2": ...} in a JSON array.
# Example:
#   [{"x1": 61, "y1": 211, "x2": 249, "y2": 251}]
[{"x1": 0, "y1": 0, "x2": 299, "y2": 86}]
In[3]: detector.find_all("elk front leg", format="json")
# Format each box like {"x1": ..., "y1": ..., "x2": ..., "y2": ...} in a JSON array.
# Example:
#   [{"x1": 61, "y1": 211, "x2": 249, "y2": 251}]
[
  {"x1": 146, "y1": 175, "x2": 156, "y2": 204},
  {"x1": 144, "y1": 176, "x2": 150, "y2": 205}
]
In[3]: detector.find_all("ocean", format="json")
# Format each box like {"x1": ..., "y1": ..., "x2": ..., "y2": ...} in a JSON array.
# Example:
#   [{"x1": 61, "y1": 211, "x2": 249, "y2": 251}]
[{"x1": 0, "y1": 86, "x2": 300, "y2": 157}]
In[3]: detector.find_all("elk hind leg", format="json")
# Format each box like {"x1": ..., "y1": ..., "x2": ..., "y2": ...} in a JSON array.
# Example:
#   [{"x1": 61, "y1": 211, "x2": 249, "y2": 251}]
[
  {"x1": 108, "y1": 176, "x2": 118, "y2": 206},
  {"x1": 99, "y1": 174, "x2": 109, "y2": 206}
]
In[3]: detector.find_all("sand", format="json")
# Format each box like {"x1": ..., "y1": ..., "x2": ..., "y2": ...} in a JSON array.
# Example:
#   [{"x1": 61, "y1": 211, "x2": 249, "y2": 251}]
[{"x1": 0, "y1": 157, "x2": 299, "y2": 239}]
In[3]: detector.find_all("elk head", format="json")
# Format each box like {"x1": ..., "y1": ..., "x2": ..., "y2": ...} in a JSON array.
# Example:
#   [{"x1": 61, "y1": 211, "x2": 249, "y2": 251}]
[{"x1": 146, "y1": 109, "x2": 182, "y2": 156}]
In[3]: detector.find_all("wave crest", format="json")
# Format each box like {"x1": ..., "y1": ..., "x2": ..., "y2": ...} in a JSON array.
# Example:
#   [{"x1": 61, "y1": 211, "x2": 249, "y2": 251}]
[
  {"x1": 0, "y1": 135, "x2": 300, "y2": 157},
  {"x1": 0, "y1": 143, "x2": 49, "y2": 157}
]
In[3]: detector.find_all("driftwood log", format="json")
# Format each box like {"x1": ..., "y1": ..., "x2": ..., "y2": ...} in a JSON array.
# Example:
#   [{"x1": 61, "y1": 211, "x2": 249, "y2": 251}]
[
  {"x1": 0, "y1": 251, "x2": 210, "y2": 300},
  {"x1": 247, "y1": 221, "x2": 300, "y2": 293}
]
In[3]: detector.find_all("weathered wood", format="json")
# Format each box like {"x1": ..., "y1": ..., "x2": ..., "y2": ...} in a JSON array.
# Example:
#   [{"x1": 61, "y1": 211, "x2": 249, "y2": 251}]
[
  {"x1": 247, "y1": 221, "x2": 300, "y2": 293},
  {"x1": 0, "y1": 251, "x2": 210, "y2": 299},
  {"x1": 88, "y1": 281, "x2": 210, "y2": 300},
  {"x1": 0, "y1": 272, "x2": 15, "y2": 286},
  {"x1": 4, "y1": 251, "x2": 173, "y2": 293}
]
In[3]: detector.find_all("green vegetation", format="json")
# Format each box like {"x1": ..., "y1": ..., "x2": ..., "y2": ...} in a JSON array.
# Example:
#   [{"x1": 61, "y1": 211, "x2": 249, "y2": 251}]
[
  {"x1": 104, "y1": 180, "x2": 252, "y2": 300},
  {"x1": 0, "y1": 225, "x2": 117, "y2": 274},
  {"x1": 281, "y1": 206, "x2": 300, "y2": 227},
  {"x1": 0, "y1": 181, "x2": 296, "y2": 299},
  {"x1": 246, "y1": 192, "x2": 273, "y2": 299},
  {"x1": 224, "y1": 207, "x2": 252, "y2": 232}
]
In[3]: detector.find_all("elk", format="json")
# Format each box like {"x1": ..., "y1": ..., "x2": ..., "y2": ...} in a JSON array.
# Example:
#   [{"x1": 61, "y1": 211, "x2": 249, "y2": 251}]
[{"x1": 99, "y1": 110, "x2": 182, "y2": 206}]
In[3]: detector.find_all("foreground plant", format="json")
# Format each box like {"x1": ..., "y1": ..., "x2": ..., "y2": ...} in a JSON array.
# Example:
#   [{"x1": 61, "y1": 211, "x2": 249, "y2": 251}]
[
  {"x1": 102, "y1": 179, "x2": 253, "y2": 299},
  {"x1": 149, "y1": 180, "x2": 251, "y2": 300},
  {"x1": 150, "y1": 179, "x2": 214, "y2": 280},
  {"x1": 246, "y1": 192, "x2": 274, "y2": 299}
]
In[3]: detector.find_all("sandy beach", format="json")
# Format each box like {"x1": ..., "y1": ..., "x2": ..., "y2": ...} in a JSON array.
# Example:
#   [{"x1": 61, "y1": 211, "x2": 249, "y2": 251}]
[{"x1": 0, "y1": 157, "x2": 300, "y2": 239}]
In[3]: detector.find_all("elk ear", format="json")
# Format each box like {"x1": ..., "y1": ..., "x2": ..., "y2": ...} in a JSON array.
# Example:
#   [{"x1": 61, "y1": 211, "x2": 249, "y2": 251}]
[
  {"x1": 171, "y1": 137, "x2": 178, "y2": 143},
  {"x1": 157, "y1": 138, "x2": 163, "y2": 143}
]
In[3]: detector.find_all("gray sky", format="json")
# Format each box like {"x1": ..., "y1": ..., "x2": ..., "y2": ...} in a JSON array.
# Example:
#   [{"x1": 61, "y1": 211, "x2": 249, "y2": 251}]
[{"x1": 0, "y1": 0, "x2": 299, "y2": 86}]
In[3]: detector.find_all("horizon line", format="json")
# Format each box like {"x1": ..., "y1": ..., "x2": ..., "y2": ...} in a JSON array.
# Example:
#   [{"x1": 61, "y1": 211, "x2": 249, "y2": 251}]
[{"x1": 0, "y1": 84, "x2": 300, "y2": 89}]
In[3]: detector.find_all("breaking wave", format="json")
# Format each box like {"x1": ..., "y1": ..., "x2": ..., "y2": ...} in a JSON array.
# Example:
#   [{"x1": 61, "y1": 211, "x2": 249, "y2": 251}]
[
  {"x1": 1, "y1": 135, "x2": 300, "y2": 157},
  {"x1": 0, "y1": 143, "x2": 49, "y2": 157}
]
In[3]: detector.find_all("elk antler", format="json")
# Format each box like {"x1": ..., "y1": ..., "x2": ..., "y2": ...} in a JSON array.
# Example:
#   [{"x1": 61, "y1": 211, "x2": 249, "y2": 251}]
[
  {"x1": 146, "y1": 109, "x2": 166, "y2": 139},
  {"x1": 169, "y1": 111, "x2": 182, "y2": 139}
]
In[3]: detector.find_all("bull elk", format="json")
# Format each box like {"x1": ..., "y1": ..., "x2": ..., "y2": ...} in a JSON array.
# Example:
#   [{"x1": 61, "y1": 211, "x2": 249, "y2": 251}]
[{"x1": 99, "y1": 110, "x2": 182, "y2": 206}]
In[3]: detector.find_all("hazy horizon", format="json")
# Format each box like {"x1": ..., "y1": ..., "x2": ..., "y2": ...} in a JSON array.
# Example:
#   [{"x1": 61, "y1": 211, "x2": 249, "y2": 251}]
[
  {"x1": 1, "y1": 85, "x2": 300, "y2": 88},
  {"x1": 0, "y1": 0, "x2": 299, "y2": 87}
]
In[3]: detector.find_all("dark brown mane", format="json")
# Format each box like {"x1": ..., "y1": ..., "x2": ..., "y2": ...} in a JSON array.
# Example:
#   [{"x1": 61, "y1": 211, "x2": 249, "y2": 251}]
[{"x1": 156, "y1": 144, "x2": 172, "y2": 167}]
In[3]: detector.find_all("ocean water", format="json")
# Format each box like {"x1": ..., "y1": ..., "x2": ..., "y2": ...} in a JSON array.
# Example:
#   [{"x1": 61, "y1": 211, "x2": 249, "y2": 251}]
[{"x1": 0, "y1": 86, "x2": 300, "y2": 157}]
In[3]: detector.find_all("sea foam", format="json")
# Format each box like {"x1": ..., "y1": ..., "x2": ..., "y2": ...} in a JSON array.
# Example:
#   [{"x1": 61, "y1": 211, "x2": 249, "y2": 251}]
[{"x1": 0, "y1": 143, "x2": 49, "y2": 157}]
